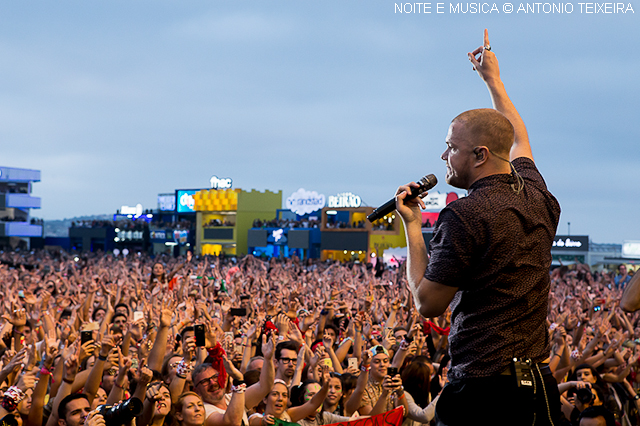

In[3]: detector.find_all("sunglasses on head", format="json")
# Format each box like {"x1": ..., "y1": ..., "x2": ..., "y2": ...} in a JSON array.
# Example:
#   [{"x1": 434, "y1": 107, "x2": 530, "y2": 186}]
[{"x1": 372, "y1": 345, "x2": 386, "y2": 354}]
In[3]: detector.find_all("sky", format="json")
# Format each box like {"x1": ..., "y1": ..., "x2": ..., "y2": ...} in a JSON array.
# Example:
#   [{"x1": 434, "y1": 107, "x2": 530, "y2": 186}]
[{"x1": 1, "y1": 0, "x2": 638, "y2": 245}]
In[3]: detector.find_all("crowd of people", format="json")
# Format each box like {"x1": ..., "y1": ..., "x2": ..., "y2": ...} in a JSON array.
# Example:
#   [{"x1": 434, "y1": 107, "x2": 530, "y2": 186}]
[
  {"x1": 252, "y1": 219, "x2": 321, "y2": 229},
  {"x1": 205, "y1": 220, "x2": 235, "y2": 228},
  {"x1": 371, "y1": 221, "x2": 395, "y2": 231},
  {"x1": 70, "y1": 220, "x2": 194, "y2": 232},
  {"x1": 0, "y1": 249, "x2": 636, "y2": 426},
  {"x1": 324, "y1": 221, "x2": 366, "y2": 230},
  {"x1": 70, "y1": 221, "x2": 134, "y2": 229},
  {"x1": 150, "y1": 221, "x2": 193, "y2": 231}
]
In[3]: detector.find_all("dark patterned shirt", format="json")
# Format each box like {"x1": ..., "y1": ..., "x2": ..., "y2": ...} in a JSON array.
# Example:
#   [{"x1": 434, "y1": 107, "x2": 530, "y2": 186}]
[{"x1": 425, "y1": 157, "x2": 561, "y2": 380}]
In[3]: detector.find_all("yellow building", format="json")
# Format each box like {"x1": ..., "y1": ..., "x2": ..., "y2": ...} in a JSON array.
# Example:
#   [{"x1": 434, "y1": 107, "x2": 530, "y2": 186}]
[
  {"x1": 194, "y1": 188, "x2": 282, "y2": 256},
  {"x1": 319, "y1": 207, "x2": 406, "y2": 262}
]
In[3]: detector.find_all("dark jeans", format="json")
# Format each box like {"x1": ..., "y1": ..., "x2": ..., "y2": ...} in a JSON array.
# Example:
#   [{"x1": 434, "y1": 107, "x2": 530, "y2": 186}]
[{"x1": 435, "y1": 365, "x2": 562, "y2": 426}]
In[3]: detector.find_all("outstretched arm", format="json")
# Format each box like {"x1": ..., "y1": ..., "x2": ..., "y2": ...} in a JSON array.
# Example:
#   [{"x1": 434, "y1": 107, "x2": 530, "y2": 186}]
[
  {"x1": 468, "y1": 29, "x2": 533, "y2": 162},
  {"x1": 245, "y1": 334, "x2": 276, "y2": 409}
]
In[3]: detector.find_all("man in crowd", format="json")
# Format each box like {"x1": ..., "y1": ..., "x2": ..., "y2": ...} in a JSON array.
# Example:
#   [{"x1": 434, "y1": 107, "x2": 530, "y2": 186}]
[
  {"x1": 57, "y1": 395, "x2": 91, "y2": 426},
  {"x1": 396, "y1": 29, "x2": 561, "y2": 425},
  {"x1": 359, "y1": 346, "x2": 393, "y2": 415},
  {"x1": 614, "y1": 264, "x2": 632, "y2": 290},
  {"x1": 191, "y1": 363, "x2": 247, "y2": 425},
  {"x1": 274, "y1": 341, "x2": 299, "y2": 387},
  {"x1": 192, "y1": 335, "x2": 275, "y2": 425}
]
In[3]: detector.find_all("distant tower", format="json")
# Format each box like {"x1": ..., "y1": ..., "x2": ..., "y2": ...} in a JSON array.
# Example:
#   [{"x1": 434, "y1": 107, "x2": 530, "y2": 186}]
[{"x1": 0, "y1": 166, "x2": 42, "y2": 250}]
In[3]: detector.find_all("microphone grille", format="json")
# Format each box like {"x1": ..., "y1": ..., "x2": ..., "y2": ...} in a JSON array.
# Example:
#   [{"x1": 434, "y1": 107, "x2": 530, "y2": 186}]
[{"x1": 418, "y1": 174, "x2": 438, "y2": 191}]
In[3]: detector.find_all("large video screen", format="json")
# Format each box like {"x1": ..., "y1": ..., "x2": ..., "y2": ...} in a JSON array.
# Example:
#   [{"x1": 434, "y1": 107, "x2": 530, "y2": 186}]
[{"x1": 176, "y1": 190, "x2": 197, "y2": 213}]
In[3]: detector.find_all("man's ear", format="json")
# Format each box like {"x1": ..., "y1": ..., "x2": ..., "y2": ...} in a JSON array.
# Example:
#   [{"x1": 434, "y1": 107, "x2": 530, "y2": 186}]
[
  {"x1": 473, "y1": 147, "x2": 488, "y2": 165},
  {"x1": 58, "y1": 419, "x2": 67, "y2": 426}
]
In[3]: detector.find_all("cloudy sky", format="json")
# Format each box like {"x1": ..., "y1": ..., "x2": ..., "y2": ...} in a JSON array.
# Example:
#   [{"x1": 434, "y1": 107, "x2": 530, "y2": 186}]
[{"x1": 1, "y1": 0, "x2": 638, "y2": 244}]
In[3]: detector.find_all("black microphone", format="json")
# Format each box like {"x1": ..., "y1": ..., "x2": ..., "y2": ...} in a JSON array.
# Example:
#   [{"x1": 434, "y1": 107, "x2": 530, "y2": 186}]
[{"x1": 366, "y1": 174, "x2": 438, "y2": 223}]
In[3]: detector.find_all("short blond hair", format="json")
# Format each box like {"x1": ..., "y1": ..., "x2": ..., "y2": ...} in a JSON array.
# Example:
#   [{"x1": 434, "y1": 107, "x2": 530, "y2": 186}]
[{"x1": 452, "y1": 109, "x2": 514, "y2": 156}]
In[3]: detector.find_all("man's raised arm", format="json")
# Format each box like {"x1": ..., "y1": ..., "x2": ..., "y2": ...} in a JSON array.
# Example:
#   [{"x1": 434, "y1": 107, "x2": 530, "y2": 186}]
[{"x1": 468, "y1": 29, "x2": 534, "y2": 162}]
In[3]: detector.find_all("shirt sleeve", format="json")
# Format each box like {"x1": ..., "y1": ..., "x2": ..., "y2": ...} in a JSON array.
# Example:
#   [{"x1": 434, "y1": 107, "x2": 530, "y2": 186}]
[
  {"x1": 322, "y1": 412, "x2": 352, "y2": 424},
  {"x1": 512, "y1": 157, "x2": 547, "y2": 190},
  {"x1": 512, "y1": 157, "x2": 561, "y2": 223},
  {"x1": 424, "y1": 207, "x2": 475, "y2": 289},
  {"x1": 404, "y1": 393, "x2": 439, "y2": 424}
]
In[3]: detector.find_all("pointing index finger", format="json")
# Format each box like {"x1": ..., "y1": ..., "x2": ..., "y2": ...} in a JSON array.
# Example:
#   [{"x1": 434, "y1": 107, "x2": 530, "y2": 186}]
[{"x1": 484, "y1": 28, "x2": 490, "y2": 49}]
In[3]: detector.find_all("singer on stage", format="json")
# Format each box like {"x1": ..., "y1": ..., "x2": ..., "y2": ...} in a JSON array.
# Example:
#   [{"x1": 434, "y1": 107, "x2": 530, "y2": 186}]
[{"x1": 395, "y1": 30, "x2": 562, "y2": 425}]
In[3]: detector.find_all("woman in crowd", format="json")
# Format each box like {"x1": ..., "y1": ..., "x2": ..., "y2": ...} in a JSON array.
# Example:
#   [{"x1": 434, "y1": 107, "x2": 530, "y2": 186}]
[
  {"x1": 321, "y1": 373, "x2": 348, "y2": 416},
  {"x1": 559, "y1": 380, "x2": 607, "y2": 425},
  {"x1": 290, "y1": 379, "x2": 355, "y2": 426},
  {"x1": 564, "y1": 364, "x2": 621, "y2": 423},
  {"x1": 400, "y1": 358, "x2": 440, "y2": 426},
  {"x1": 148, "y1": 251, "x2": 192, "y2": 289},
  {"x1": 173, "y1": 392, "x2": 206, "y2": 426},
  {"x1": 249, "y1": 374, "x2": 330, "y2": 426},
  {"x1": 140, "y1": 382, "x2": 174, "y2": 426}
]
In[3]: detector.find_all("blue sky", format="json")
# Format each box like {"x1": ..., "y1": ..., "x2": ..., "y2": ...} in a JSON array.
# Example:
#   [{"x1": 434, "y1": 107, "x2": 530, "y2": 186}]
[{"x1": 1, "y1": 0, "x2": 638, "y2": 244}]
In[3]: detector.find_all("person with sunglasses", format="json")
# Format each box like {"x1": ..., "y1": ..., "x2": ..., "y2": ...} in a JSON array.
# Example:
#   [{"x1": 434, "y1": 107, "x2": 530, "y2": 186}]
[
  {"x1": 191, "y1": 363, "x2": 246, "y2": 426},
  {"x1": 191, "y1": 334, "x2": 276, "y2": 426},
  {"x1": 274, "y1": 340, "x2": 300, "y2": 387}
]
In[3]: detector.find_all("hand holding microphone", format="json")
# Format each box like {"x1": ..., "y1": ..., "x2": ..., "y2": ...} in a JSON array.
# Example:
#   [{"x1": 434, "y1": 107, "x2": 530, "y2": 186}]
[{"x1": 367, "y1": 174, "x2": 437, "y2": 223}]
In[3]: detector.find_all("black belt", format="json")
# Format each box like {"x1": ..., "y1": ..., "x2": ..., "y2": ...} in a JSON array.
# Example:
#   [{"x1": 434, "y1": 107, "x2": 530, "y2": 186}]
[{"x1": 500, "y1": 362, "x2": 551, "y2": 376}]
